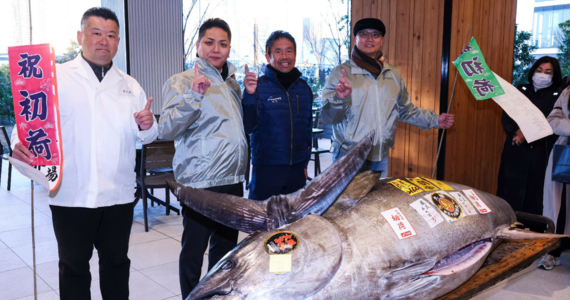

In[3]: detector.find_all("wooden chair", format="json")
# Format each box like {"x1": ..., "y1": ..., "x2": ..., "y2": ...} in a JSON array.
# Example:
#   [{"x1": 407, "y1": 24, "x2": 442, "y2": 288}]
[
  {"x1": 311, "y1": 111, "x2": 329, "y2": 177},
  {"x1": 136, "y1": 140, "x2": 180, "y2": 232},
  {"x1": 0, "y1": 126, "x2": 12, "y2": 191}
]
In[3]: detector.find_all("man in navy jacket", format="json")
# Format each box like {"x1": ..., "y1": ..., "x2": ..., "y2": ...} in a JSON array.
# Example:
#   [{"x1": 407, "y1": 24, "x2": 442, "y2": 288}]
[{"x1": 242, "y1": 30, "x2": 313, "y2": 200}]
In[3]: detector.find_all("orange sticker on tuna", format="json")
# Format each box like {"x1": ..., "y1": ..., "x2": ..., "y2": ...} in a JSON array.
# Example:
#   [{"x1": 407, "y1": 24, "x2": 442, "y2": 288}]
[
  {"x1": 389, "y1": 179, "x2": 423, "y2": 196},
  {"x1": 421, "y1": 178, "x2": 454, "y2": 191}
]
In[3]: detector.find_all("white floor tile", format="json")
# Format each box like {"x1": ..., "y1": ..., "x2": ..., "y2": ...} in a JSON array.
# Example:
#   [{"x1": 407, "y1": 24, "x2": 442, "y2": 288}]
[
  {"x1": 0, "y1": 224, "x2": 56, "y2": 249},
  {"x1": 129, "y1": 238, "x2": 181, "y2": 270},
  {"x1": 15, "y1": 290, "x2": 60, "y2": 300},
  {"x1": 0, "y1": 248, "x2": 27, "y2": 272},
  {"x1": 0, "y1": 209, "x2": 52, "y2": 233},
  {"x1": 0, "y1": 267, "x2": 52, "y2": 300},
  {"x1": 12, "y1": 239, "x2": 59, "y2": 266},
  {"x1": 90, "y1": 271, "x2": 175, "y2": 300},
  {"x1": 129, "y1": 222, "x2": 170, "y2": 246},
  {"x1": 138, "y1": 261, "x2": 180, "y2": 295}
]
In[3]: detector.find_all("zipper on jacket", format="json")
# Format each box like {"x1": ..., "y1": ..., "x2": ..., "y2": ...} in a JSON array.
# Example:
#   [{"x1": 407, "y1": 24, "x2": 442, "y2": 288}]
[
  {"x1": 276, "y1": 78, "x2": 300, "y2": 165},
  {"x1": 296, "y1": 94, "x2": 300, "y2": 117}
]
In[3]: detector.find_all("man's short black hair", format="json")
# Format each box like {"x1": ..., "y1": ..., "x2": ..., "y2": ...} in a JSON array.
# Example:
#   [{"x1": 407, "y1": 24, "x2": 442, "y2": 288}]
[
  {"x1": 81, "y1": 7, "x2": 120, "y2": 29},
  {"x1": 198, "y1": 18, "x2": 231, "y2": 41},
  {"x1": 527, "y1": 56, "x2": 562, "y2": 87},
  {"x1": 265, "y1": 30, "x2": 296, "y2": 55}
]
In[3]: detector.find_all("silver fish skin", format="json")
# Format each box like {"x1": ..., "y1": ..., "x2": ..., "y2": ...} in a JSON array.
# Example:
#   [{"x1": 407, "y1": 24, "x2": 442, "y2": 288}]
[{"x1": 187, "y1": 173, "x2": 517, "y2": 300}]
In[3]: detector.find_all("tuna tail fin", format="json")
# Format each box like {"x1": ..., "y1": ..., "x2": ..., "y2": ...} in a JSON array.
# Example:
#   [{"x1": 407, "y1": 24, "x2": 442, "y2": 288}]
[
  {"x1": 284, "y1": 130, "x2": 375, "y2": 219},
  {"x1": 168, "y1": 180, "x2": 270, "y2": 233},
  {"x1": 168, "y1": 130, "x2": 374, "y2": 233},
  {"x1": 496, "y1": 226, "x2": 570, "y2": 239}
]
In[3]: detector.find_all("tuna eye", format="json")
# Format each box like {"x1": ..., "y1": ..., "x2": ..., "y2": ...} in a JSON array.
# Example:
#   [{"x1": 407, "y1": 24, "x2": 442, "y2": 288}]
[{"x1": 220, "y1": 260, "x2": 234, "y2": 270}]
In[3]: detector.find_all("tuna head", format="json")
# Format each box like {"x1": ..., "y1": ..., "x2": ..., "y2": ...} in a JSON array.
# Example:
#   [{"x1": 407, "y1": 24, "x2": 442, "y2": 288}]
[{"x1": 187, "y1": 214, "x2": 343, "y2": 300}]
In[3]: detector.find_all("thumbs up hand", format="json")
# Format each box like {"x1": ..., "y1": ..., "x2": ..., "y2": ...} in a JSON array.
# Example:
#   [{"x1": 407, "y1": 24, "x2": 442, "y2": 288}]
[
  {"x1": 134, "y1": 97, "x2": 155, "y2": 131},
  {"x1": 335, "y1": 69, "x2": 352, "y2": 98},
  {"x1": 192, "y1": 63, "x2": 211, "y2": 95},
  {"x1": 244, "y1": 64, "x2": 258, "y2": 95}
]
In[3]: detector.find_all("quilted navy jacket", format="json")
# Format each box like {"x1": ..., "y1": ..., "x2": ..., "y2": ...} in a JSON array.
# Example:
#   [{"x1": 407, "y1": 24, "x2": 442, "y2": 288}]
[{"x1": 242, "y1": 66, "x2": 313, "y2": 166}]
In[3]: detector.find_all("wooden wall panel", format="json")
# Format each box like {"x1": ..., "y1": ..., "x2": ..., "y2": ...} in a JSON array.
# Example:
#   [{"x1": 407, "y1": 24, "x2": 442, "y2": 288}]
[
  {"x1": 352, "y1": 0, "x2": 444, "y2": 179},
  {"x1": 444, "y1": 0, "x2": 516, "y2": 194},
  {"x1": 351, "y1": 0, "x2": 516, "y2": 194}
]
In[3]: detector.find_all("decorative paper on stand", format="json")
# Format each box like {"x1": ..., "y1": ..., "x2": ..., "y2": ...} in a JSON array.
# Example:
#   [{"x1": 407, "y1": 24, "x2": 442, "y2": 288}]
[
  {"x1": 453, "y1": 37, "x2": 505, "y2": 100},
  {"x1": 7, "y1": 44, "x2": 62, "y2": 193}
]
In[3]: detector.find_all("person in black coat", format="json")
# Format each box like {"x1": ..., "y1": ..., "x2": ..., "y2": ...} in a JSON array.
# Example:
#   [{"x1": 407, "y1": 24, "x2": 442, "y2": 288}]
[{"x1": 497, "y1": 56, "x2": 562, "y2": 232}]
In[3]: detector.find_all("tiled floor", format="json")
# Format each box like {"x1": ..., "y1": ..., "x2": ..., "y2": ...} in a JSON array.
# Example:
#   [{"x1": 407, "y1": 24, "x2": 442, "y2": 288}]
[{"x1": 1, "y1": 139, "x2": 569, "y2": 300}]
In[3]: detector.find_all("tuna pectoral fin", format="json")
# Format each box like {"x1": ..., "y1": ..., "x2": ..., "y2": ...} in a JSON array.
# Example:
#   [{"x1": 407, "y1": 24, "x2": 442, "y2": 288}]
[
  {"x1": 287, "y1": 131, "x2": 374, "y2": 218},
  {"x1": 168, "y1": 180, "x2": 269, "y2": 233},
  {"x1": 496, "y1": 227, "x2": 570, "y2": 239}
]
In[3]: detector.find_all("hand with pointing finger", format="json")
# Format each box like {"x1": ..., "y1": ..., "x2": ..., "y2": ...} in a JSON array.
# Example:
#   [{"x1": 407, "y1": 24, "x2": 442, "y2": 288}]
[
  {"x1": 192, "y1": 63, "x2": 211, "y2": 95},
  {"x1": 244, "y1": 64, "x2": 258, "y2": 94},
  {"x1": 134, "y1": 97, "x2": 155, "y2": 131},
  {"x1": 335, "y1": 69, "x2": 352, "y2": 98}
]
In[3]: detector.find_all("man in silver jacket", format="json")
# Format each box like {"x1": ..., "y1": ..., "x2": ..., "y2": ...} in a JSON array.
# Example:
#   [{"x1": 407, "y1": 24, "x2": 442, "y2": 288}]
[
  {"x1": 157, "y1": 18, "x2": 247, "y2": 299},
  {"x1": 321, "y1": 18, "x2": 454, "y2": 175}
]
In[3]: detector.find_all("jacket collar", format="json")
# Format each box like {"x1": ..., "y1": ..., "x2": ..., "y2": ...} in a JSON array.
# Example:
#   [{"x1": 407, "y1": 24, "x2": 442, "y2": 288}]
[
  {"x1": 349, "y1": 58, "x2": 392, "y2": 76},
  {"x1": 195, "y1": 58, "x2": 237, "y2": 82},
  {"x1": 68, "y1": 55, "x2": 125, "y2": 93}
]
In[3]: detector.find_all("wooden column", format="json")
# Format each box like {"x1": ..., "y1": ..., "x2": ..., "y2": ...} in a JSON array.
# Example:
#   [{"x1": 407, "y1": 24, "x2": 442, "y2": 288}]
[{"x1": 351, "y1": 0, "x2": 516, "y2": 194}]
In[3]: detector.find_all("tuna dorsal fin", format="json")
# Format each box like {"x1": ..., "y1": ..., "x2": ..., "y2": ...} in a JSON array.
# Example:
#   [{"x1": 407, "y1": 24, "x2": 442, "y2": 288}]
[
  {"x1": 168, "y1": 180, "x2": 271, "y2": 233},
  {"x1": 496, "y1": 227, "x2": 570, "y2": 239},
  {"x1": 283, "y1": 131, "x2": 375, "y2": 220},
  {"x1": 322, "y1": 171, "x2": 381, "y2": 218}
]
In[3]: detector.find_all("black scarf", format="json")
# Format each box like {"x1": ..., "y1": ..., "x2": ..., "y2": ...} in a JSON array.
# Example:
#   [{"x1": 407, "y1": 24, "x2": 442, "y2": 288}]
[
  {"x1": 267, "y1": 65, "x2": 302, "y2": 90},
  {"x1": 351, "y1": 46, "x2": 383, "y2": 79}
]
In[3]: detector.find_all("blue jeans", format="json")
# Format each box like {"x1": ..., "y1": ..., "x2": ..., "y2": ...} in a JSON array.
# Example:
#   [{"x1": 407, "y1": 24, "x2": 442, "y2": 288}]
[{"x1": 333, "y1": 148, "x2": 389, "y2": 176}]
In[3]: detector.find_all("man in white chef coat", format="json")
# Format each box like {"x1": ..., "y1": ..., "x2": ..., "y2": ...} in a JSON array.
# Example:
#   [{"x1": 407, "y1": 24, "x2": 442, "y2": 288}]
[{"x1": 11, "y1": 7, "x2": 157, "y2": 300}]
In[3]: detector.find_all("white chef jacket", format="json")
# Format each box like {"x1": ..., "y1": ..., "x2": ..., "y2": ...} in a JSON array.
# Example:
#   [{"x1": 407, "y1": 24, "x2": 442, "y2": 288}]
[{"x1": 12, "y1": 55, "x2": 158, "y2": 208}]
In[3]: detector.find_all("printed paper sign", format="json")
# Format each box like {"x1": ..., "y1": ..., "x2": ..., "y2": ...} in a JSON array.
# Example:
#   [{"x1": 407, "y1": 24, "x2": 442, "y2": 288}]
[
  {"x1": 410, "y1": 199, "x2": 445, "y2": 228},
  {"x1": 388, "y1": 179, "x2": 423, "y2": 196},
  {"x1": 269, "y1": 254, "x2": 292, "y2": 274},
  {"x1": 407, "y1": 177, "x2": 439, "y2": 192},
  {"x1": 422, "y1": 178, "x2": 454, "y2": 191},
  {"x1": 8, "y1": 44, "x2": 62, "y2": 193},
  {"x1": 424, "y1": 191, "x2": 463, "y2": 222},
  {"x1": 491, "y1": 72, "x2": 553, "y2": 143},
  {"x1": 462, "y1": 189, "x2": 492, "y2": 214},
  {"x1": 450, "y1": 191, "x2": 478, "y2": 216},
  {"x1": 381, "y1": 207, "x2": 417, "y2": 240},
  {"x1": 453, "y1": 37, "x2": 505, "y2": 100}
]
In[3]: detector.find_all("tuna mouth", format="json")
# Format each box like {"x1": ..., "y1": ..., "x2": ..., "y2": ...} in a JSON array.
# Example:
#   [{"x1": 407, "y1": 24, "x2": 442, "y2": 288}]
[
  {"x1": 421, "y1": 239, "x2": 493, "y2": 276},
  {"x1": 189, "y1": 280, "x2": 233, "y2": 300}
]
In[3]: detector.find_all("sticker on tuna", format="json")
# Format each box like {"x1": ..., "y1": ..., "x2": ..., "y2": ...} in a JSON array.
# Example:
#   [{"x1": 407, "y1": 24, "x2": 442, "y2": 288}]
[
  {"x1": 421, "y1": 178, "x2": 454, "y2": 191},
  {"x1": 407, "y1": 177, "x2": 439, "y2": 191},
  {"x1": 424, "y1": 191, "x2": 463, "y2": 222},
  {"x1": 410, "y1": 198, "x2": 445, "y2": 228},
  {"x1": 265, "y1": 231, "x2": 299, "y2": 255},
  {"x1": 380, "y1": 207, "x2": 417, "y2": 240},
  {"x1": 462, "y1": 189, "x2": 492, "y2": 214},
  {"x1": 388, "y1": 179, "x2": 423, "y2": 196},
  {"x1": 450, "y1": 192, "x2": 478, "y2": 216}
]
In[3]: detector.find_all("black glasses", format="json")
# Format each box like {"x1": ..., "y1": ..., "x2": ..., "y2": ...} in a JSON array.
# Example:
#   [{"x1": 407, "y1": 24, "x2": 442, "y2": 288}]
[{"x1": 357, "y1": 31, "x2": 383, "y2": 39}]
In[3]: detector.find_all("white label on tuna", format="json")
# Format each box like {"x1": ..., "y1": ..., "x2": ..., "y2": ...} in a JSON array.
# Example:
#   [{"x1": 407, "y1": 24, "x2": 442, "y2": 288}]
[
  {"x1": 450, "y1": 192, "x2": 478, "y2": 216},
  {"x1": 410, "y1": 199, "x2": 445, "y2": 228},
  {"x1": 380, "y1": 207, "x2": 417, "y2": 240},
  {"x1": 462, "y1": 189, "x2": 492, "y2": 214},
  {"x1": 423, "y1": 191, "x2": 463, "y2": 222}
]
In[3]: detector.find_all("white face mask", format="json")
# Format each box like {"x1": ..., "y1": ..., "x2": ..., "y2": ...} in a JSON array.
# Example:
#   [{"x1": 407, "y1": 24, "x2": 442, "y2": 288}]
[{"x1": 533, "y1": 72, "x2": 553, "y2": 89}]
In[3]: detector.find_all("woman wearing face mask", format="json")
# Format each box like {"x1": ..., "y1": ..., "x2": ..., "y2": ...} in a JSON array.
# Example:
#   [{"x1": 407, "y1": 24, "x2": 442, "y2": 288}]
[{"x1": 497, "y1": 56, "x2": 562, "y2": 234}]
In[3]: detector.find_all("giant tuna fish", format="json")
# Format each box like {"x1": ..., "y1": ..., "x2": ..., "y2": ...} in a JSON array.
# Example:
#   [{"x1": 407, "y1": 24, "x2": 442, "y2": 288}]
[{"x1": 169, "y1": 132, "x2": 563, "y2": 300}]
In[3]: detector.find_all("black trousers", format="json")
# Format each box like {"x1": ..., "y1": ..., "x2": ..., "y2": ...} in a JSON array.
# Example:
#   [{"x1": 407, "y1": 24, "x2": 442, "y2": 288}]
[
  {"x1": 247, "y1": 163, "x2": 306, "y2": 200},
  {"x1": 50, "y1": 202, "x2": 134, "y2": 300},
  {"x1": 179, "y1": 182, "x2": 242, "y2": 299}
]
